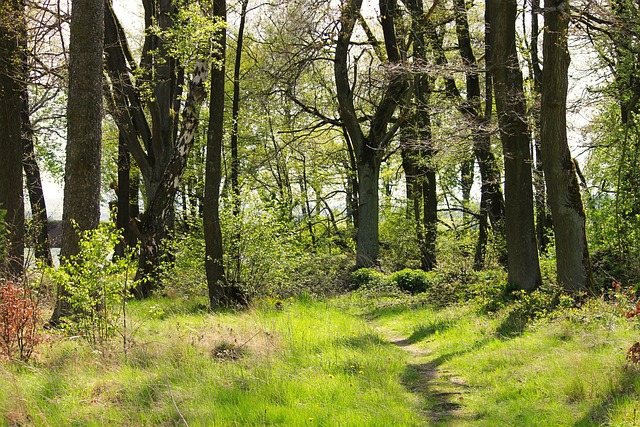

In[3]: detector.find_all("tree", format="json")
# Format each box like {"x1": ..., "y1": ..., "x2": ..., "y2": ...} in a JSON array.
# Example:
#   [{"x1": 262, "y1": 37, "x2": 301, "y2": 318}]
[
  {"x1": 0, "y1": 0, "x2": 25, "y2": 278},
  {"x1": 50, "y1": 0, "x2": 104, "y2": 324},
  {"x1": 540, "y1": 0, "x2": 593, "y2": 291},
  {"x1": 486, "y1": 0, "x2": 541, "y2": 290},
  {"x1": 104, "y1": 1, "x2": 216, "y2": 296},
  {"x1": 204, "y1": 0, "x2": 240, "y2": 307},
  {"x1": 334, "y1": 0, "x2": 409, "y2": 267},
  {"x1": 400, "y1": 0, "x2": 438, "y2": 271}
]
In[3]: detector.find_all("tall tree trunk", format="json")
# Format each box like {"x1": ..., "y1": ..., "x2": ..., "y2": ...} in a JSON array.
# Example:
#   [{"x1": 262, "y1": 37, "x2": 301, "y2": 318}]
[
  {"x1": 205, "y1": 0, "x2": 244, "y2": 307},
  {"x1": 229, "y1": 0, "x2": 248, "y2": 273},
  {"x1": 355, "y1": 149, "x2": 381, "y2": 266},
  {"x1": 540, "y1": 0, "x2": 593, "y2": 291},
  {"x1": 487, "y1": 0, "x2": 541, "y2": 291},
  {"x1": 334, "y1": 0, "x2": 408, "y2": 268},
  {"x1": 51, "y1": 0, "x2": 104, "y2": 324},
  {"x1": 529, "y1": 0, "x2": 553, "y2": 255},
  {"x1": 0, "y1": 0, "x2": 25, "y2": 278}
]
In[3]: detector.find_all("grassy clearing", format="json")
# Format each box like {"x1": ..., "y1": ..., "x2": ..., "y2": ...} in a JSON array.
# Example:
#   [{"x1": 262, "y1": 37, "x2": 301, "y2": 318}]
[
  {"x1": 0, "y1": 296, "x2": 422, "y2": 426},
  {"x1": 352, "y1": 294, "x2": 640, "y2": 427},
  {"x1": 3, "y1": 285, "x2": 640, "y2": 426}
]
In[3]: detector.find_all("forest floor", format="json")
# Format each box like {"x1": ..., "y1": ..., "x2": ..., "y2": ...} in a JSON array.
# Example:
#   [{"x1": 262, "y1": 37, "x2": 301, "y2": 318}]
[{"x1": 2, "y1": 291, "x2": 640, "y2": 426}]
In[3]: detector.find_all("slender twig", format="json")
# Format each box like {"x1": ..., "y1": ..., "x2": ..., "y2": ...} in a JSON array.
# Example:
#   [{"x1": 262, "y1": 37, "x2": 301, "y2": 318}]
[{"x1": 165, "y1": 374, "x2": 189, "y2": 427}]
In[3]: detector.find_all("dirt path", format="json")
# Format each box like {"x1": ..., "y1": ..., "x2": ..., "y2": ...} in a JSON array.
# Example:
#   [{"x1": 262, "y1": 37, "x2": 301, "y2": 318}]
[{"x1": 377, "y1": 329, "x2": 468, "y2": 424}]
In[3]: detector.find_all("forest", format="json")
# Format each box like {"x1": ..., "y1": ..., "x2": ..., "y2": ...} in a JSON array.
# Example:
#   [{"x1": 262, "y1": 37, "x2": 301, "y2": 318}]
[{"x1": 1, "y1": 0, "x2": 640, "y2": 424}]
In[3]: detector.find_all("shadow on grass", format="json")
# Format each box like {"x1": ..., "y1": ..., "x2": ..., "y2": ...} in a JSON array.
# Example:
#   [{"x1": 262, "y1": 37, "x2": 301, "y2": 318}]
[
  {"x1": 398, "y1": 338, "x2": 494, "y2": 425},
  {"x1": 495, "y1": 309, "x2": 528, "y2": 338},
  {"x1": 407, "y1": 319, "x2": 455, "y2": 344},
  {"x1": 334, "y1": 332, "x2": 388, "y2": 350},
  {"x1": 573, "y1": 367, "x2": 640, "y2": 426}
]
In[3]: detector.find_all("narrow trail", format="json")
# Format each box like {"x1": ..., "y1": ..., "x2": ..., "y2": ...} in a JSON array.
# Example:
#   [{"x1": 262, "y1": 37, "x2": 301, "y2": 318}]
[{"x1": 376, "y1": 327, "x2": 469, "y2": 424}]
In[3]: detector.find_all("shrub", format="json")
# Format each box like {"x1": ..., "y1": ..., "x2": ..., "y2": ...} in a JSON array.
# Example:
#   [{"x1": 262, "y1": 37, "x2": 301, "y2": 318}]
[
  {"x1": 0, "y1": 279, "x2": 41, "y2": 361},
  {"x1": 348, "y1": 268, "x2": 384, "y2": 290},
  {"x1": 387, "y1": 268, "x2": 436, "y2": 294},
  {"x1": 47, "y1": 223, "x2": 135, "y2": 345},
  {"x1": 159, "y1": 219, "x2": 207, "y2": 297}
]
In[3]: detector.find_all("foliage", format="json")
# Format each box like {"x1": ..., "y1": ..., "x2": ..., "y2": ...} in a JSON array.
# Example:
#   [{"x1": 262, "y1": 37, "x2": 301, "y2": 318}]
[
  {"x1": 348, "y1": 268, "x2": 384, "y2": 290},
  {"x1": 378, "y1": 206, "x2": 421, "y2": 271},
  {"x1": 585, "y1": 105, "x2": 640, "y2": 291},
  {"x1": 387, "y1": 268, "x2": 436, "y2": 295},
  {"x1": 221, "y1": 196, "x2": 310, "y2": 298},
  {"x1": 147, "y1": 2, "x2": 225, "y2": 69},
  {"x1": 0, "y1": 279, "x2": 41, "y2": 361},
  {"x1": 46, "y1": 223, "x2": 135, "y2": 345},
  {"x1": 159, "y1": 218, "x2": 208, "y2": 298}
]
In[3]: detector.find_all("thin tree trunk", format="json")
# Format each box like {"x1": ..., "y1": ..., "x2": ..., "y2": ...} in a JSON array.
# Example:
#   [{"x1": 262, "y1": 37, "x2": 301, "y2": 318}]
[
  {"x1": 452, "y1": 0, "x2": 505, "y2": 269},
  {"x1": 114, "y1": 132, "x2": 131, "y2": 258},
  {"x1": 19, "y1": 18, "x2": 53, "y2": 268},
  {"x1": 205, "y1": 0, "x2": 244, "y2": 307},
  {"x1": 405, "y1": 0, "x2": 438, "y2": 271}
]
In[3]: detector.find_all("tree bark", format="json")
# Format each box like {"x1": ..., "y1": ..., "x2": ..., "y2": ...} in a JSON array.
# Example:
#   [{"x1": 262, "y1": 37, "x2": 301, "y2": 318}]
[
  {"x1": 334, "y1": 0, "x2": 408, "y2": 268},
  {"x1": 540, "y1": 0, "x2": 593, "y2": 291},
  {"x1": 487, "y1": 0, "x2": 541, "y2": 290},
  {"x1": 204, "y1": 0, "x2": 244, "y2": 308},
  {"x1": 51, "y1": 0, "x2": 104, "y2": 324},
  {"x1": 0, "y1": 0, "x2": 25, "y2": 278}
]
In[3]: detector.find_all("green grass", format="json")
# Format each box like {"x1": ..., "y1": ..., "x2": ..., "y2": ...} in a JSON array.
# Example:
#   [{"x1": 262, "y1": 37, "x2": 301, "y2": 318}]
[
  {"x1": 0, "y1": 296, "x2": 422, "y2": 426},
  {"x1": 360, "y1": 297, "x2": 640, "y2": 426},
  {"x1": 3, "y1": 290, "x2": 640, "y2": 426}
]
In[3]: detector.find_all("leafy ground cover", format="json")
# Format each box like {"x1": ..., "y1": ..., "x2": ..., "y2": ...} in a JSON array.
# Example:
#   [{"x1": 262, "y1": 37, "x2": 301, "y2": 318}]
[{"x1": 2, "y1": 282, "x2": 640, "y2": 426}]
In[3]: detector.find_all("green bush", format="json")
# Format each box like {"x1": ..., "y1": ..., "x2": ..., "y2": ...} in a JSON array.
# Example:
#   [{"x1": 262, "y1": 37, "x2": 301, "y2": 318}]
[
  {"x1": 47, "y1": 222, "x2": 135, "y2": 345},
  {"x1": 159, "y1": 219, "x2": 207, "y2": 298},
  {"x1": 348, "y1": 268, "x2": 384, "y2": 290},
  {"x1": 387, "y1": 268, "x2": 436, "y2": 295}
]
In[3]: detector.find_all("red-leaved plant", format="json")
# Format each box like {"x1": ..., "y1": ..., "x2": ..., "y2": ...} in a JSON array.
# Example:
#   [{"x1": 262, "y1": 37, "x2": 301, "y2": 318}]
[
  {"x1": 0, "y1": 280, "x2": 41, "y2": 361},
  {"x1": 617, "y1": 281, "x2": 640, "y2": 367}
]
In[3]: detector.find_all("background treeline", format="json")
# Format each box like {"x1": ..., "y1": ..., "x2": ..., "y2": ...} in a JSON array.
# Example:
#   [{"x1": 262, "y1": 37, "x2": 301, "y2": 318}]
[{"x1": 1, "y1": 0, "x2": 639, "y2": 312}]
